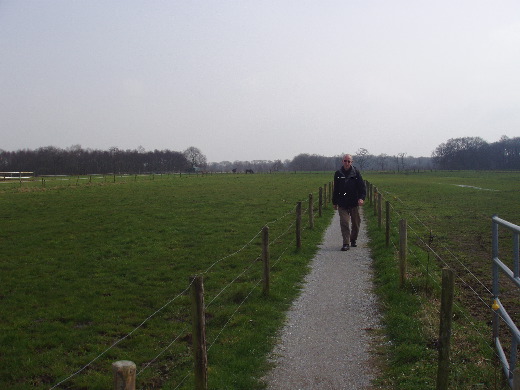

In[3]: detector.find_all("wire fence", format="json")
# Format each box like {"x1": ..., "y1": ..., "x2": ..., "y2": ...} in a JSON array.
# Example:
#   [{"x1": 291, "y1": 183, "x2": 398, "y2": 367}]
[
  {"x1": 49, "y1": 184, "x2": 332, "y2": 389},
  {"x1": 46, "y1": 175, "x2": 516, "y2": 388},
  {"x1": 366, "y1": 181, "x2": 515, "y2": 389}
]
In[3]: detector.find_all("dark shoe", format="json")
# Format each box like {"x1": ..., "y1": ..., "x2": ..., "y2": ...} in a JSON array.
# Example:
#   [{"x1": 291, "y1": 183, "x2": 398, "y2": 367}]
[
  {"x1": 341, "y1": 244, "x2": 350, "y2": 251},
  {"x1": 351, "y1": 241, "x2": 357, "y2": 247}
]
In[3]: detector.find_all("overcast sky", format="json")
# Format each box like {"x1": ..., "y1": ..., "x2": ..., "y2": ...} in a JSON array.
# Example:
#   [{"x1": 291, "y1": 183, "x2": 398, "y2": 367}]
[{"x1": 1, "y1": 1, "x2": 519, "y2": 163}]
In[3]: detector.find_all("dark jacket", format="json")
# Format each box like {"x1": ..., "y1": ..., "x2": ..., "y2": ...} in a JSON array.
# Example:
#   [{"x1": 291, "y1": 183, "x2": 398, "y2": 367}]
[{"x1": 332, "y1": 166, "x2": 366, "y2": 209}]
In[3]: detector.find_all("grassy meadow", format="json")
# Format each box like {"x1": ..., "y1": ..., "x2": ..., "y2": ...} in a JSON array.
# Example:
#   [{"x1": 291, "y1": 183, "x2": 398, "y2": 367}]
[
  {"x1": 0, "y1": 173, "x2": 335, "y2": 389},
  {"x1": 363, "y1": 170, "x2": 520, "y2": 389},
  {"x1": 2, "y1": 170, "x2": 520, "y2": 389}
]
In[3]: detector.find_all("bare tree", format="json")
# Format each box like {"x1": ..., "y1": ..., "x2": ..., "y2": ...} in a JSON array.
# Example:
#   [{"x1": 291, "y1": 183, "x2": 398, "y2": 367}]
[
  {"x1": 272, "y1": 160, "x2": 284, "y2": 172},
  {"x1": 183, "y1": 146, "x2": 207, "y2": 171},
  {"x1": 354, "y1": 148, "x2": 370, "y2": 170},
  {"x1": 377, "y1": 153, "x2": 388, "y2": 170},
  {"x1": 397, "y1": 152, "x2": 406, "y2": 171}
]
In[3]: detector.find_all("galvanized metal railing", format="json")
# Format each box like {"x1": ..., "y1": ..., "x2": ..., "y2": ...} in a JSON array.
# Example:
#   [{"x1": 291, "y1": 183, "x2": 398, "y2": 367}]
[{"x1": 492, "y1": 215, "x2": 520, "y2": 388}]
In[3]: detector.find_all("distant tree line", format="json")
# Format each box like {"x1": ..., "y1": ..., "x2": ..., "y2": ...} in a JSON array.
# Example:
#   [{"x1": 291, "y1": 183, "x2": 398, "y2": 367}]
[
  {"x1": 432, "y1": 136, "x2": 520, "y2": 170},
  {"x1": 210, "y1": 149, "x2": 433, "y2": 173},
  {"x1": 3, "y1": 136, "x2": 517, "y2": 175},
  {"x1": 0, "y1": 145, "x2": 432, "y2": 175},
  {"x1": 221, "y1": 136, "x2": 520, "y2": 173},
  {"x1": 0, "y1": 145, "x2": 203, "y2": 175}
]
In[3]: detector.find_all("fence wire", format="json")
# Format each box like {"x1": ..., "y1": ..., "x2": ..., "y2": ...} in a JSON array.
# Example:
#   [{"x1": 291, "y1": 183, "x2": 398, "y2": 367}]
[
  {"x1": 50, "y1": 281, "x2": 195, "y2": 390},
  {"x1": 50, "y1": 184, "x2": 327, "y2": 389},
  {"x1": 378, "y1": 187, "x2": 506, "y2": 374}
]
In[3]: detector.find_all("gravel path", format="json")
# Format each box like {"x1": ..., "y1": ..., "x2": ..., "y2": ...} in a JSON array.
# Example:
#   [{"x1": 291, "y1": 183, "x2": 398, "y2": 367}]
[{"x1": 264, "y1": 210, "x2": 381, "y2": 390}]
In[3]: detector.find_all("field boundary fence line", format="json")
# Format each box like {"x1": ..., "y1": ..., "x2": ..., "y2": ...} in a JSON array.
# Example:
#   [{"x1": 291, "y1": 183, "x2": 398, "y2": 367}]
[
  {"x1": 392, "y1": 190, "x2": 500, "y2": 321},
  {"x1": 392, "y1": 202, "x2": 496, "y2": 315},
  {"x1": 389, "y1": 223, "x2": 500, "y2": 362},
  {"x1": 49, "y1": 184, "x2": 330, "y2": 390},
  {"x1": 382, "y1": 189, "x2": 494, "y2": 299},
  {"x1": 365, "y1": 180, "x2": 514, "y2": 388},
  {"x1": 381, "y1": 188, "x2": 497, "y2": 314}
]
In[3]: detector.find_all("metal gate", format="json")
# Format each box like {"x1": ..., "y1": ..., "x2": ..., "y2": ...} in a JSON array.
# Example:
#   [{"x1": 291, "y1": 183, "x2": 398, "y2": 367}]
[{"x1": 492, "y1": 215, "x2": 520, "y2": 387}]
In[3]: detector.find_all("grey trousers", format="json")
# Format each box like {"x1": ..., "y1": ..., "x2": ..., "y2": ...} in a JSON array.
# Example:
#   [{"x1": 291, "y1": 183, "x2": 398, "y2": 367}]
[{"x1": 338, "y1": 206, "x2": 361, "y2": 245}]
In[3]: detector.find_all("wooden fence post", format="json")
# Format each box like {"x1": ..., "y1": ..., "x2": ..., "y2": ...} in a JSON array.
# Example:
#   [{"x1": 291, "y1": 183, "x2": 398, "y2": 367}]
[
  {"x1": 328, "y1": 182, "x2": 332, "y2": 204},
  {"x1": 399, "y1": 219, "x2": 407, "y2": 287},
  {"x1": 112, "y1": 360, "x2": 136, "y2": 390},
  {"x1": 262, "y1": 226, "x2": 270, "y2": 296},
  {"x1": 318, "y1": 188, "x2": 323, "y2": 218},
  {"x1": 308, "y1": 193, "x2": 314, "y2": 230},
  {"x1": 323, "y1": 184, "x2": 327, "y2": 208},
  {"x1": 377, "y1": 192, "x2": 382, "y2": 229},
  {"x1": 436, "y1": 268, "x2": 454, "y2": 390},
  {"x1": 296, "y1": 202, "x2": 302, "y2": 249},
  {"x1": 190, "y1": 275, "x2": 208, "y2": 390},
  {"x1": 385, "y1": 201, "x2": 390, "y2": 247},
  {"x1": 373, "y1": 188, "x2": 378, "y2": 216}
]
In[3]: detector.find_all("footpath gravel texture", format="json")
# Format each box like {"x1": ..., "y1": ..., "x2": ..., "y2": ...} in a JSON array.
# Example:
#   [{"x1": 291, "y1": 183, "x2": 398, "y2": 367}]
[{"x1": 264, "y1": 210, "x2": 381, "y2": 390}]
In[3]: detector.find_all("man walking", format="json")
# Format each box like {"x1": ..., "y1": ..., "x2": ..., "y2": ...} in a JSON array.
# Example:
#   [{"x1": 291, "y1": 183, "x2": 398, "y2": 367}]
[{"x1": 332, "y1": 154, "x2": 366, "y2": 251}]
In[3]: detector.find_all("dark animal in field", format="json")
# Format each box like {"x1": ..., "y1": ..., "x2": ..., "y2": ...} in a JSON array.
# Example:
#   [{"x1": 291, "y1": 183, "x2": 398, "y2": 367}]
[
  {"x1": 245, "y1": 169, "x2": 254, "y2": 174},
  {"x1": 232, "y1": 168, "x2": 237, "y2": 173}
]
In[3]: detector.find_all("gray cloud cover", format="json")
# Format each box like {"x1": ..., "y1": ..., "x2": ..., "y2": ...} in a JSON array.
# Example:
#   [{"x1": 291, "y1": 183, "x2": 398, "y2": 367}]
[{"x1": 1, "y1": 0, "x2": 519, "y2": 162}]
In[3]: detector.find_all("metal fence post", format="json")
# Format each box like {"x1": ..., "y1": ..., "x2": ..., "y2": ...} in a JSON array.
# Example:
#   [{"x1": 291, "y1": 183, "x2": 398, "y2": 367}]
[{"x1": 492, "y1": 215, "x2": 499, "y2": 341}]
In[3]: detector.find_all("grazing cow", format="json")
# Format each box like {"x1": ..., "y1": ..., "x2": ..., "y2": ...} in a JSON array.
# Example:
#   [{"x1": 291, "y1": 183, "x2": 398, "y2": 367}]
[
  {"x1": 245, "y1": 169, "x2": 254, "y2": 174},
  {"x1": 232, "y1": 168, "x2": 237, "y2": 173}
]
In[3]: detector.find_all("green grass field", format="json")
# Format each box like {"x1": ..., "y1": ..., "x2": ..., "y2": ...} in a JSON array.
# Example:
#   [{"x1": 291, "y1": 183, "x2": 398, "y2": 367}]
[
  {"x1": 2, "y1": 170, "x2": 519, "y2": 389},
  {"x1": 363, "y1": 170, "x2": 520, "y2": 389},
  {"x1": 0, "y1": 173, "x2": 334, "y2": 389}
]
